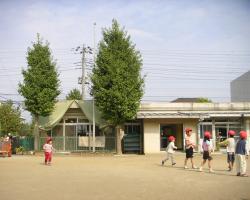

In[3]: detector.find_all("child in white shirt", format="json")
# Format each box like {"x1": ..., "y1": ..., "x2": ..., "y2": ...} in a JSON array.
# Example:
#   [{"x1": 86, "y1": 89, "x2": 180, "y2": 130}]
[
  {"x1": 199, "y1": 131, "x2": 214, "y2": 173},
  {"x1": 162, "y1": 136, "x2": 177, "y2": 166},
  {"x1": 43, "y1": 137, "x2": 54, "y2": 165},
  {"x1": 184, "y1": 128, "x2": 197, "y2": 169},
  {"x1": 219, "y1": 130, "x2": 236, "y2": 171}
]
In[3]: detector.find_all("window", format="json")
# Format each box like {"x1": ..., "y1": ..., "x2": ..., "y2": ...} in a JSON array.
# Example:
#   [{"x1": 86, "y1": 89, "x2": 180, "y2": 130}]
[
  {"x1": 124, "y1": 123, "x2": 141, "y2": 135},
  {"x1": 199, "y1": 124, "x2": 212, "y2": 138},
  {"x1": 78, "y1": 118, "x2": 89, "y2": 123},
  {"x1": 77, "y1": 125, "x2": 90, "y2": 136},
  {"x1": 65, "y1": 118, "x2": 77, "y2": 123},
  {"x1": 52, "y1": 125, "x2": 63, "y2": 137}
]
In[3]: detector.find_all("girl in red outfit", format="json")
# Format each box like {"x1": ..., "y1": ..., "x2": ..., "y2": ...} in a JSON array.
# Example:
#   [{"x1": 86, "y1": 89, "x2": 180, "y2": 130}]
[{"x1": 43, "y1": 138, "x2": 54, "y2": 165}]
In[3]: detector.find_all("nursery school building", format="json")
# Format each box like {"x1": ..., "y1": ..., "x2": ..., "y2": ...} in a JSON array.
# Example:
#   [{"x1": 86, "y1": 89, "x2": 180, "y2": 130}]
[{"x1": 38, "y1": 100, "x2": 250, "y2": 154}]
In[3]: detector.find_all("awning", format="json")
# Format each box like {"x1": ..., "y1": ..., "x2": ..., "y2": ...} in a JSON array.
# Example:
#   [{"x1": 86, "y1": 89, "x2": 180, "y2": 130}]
[
  {"x1": 137, "y1": 111, "x2": 250, "y2": 119},
  {"x1": 38, "y1": 100, "x2": 106, "y2": 130}
]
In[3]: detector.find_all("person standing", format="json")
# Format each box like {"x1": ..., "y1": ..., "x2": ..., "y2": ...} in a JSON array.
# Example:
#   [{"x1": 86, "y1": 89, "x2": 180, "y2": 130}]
[
  {"x1": 235, "y1": 131, "x2": 249, "y2": 177},
  {"x1": 43, "y1": 137, "x2": 54, "y2": 165},
  {"x1": 161, "y1": 136, "x2": 177, "y2": 166},
  {"x1": 219, "y1": 130, "x2": 236, "y2": 171},
  {"x1": 184, "y1": 128, "x2": 197, "y2": 169},
  {"x1": 199, "y1": 131, "x2": 214, "y2": 173}
]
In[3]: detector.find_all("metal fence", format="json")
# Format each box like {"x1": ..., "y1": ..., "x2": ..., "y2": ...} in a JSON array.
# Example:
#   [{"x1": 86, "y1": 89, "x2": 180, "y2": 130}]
[
  {"x1": 123, "y1": 134, "x2": 141, "y2": 154},
  {"x1": 12, "y1": 137, "x2": 34, "y2": 153},
  {"x1": 39, "y1": 136, "x2": 116, "y2": 152}
]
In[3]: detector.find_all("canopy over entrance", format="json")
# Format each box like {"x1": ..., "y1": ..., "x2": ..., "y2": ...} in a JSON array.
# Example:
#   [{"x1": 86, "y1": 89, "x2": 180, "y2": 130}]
[{"x1": 38, "y1": 100, "x2": 105, "y2": 131}]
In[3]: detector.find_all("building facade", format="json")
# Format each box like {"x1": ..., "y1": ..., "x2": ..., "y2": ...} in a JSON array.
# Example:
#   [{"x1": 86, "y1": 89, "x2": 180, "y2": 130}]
[
  {"x1": 138, "y1": 102, "x2": 250, "y2": 153},
  {"x1": 38, "y1": 100, "x2": 250, "y2": 154},
  {"x1": 38, "y1": 100, "x2": 143, "y2": 153}
]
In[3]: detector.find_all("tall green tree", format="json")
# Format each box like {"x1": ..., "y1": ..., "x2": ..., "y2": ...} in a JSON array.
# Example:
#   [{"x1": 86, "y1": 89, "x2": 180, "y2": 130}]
[
  {"x1": 18, "y1": 34, "x2": 60, "y2": 150},
  {"x1": 0, "y1": 100, "x2": 22, "y2": 136},
  {"x1": 91, "y1": 20, "x2": 144, "y2": 154},
  {"x1": 19, "y1": 121, "x2": 34, "y2": 137},
  {"x1": 66, "y1": 88, "x2": 82, "y2": 100}
]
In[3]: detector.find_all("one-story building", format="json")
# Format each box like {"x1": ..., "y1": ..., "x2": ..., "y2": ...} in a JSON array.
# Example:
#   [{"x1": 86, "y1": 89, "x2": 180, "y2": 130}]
[
  {"x1": 138, "y1": 102, "x2": 250, "y2": 153},
  {"x1": 38, "y1": 100, "x2": 250, "y2": 154},
  {"x1": 38, "y1": 100, "x2": 116, "y2": 152}
]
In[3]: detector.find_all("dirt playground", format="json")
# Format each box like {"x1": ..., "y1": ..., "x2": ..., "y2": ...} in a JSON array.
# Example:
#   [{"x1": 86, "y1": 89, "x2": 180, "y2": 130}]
[{"x1": 0, "y1": 153, "x2": 250, "y2": 200}]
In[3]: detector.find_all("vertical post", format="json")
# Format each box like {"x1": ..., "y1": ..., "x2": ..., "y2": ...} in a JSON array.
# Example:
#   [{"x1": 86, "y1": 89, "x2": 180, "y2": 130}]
[
  {"x1": 197, "y1": 122, "x2": 201, "y2": 152},
  {"x1": 89, "y1": 125, "x2": 91, "y2": 151},
  {"x1": 116, "y1": 126, "x2": 122, "y2": 154},
  {"x1": 93, "y1": 22, "x2": 96, "y2": 153},
  {"x1": 81, "y1": 44, "x2": 86, "y2": 100},
  {"x1": 63, "y1": 119, "x2": 65, "y2": 151},
  {"x1": 212, "y1": 119, "x2": 216, "y2": 151},
  {"x1": 183, "y1": 125, "x2": 185, "y2": 150},
  {"x1": 93, "y1": 105, "x2": 95, "y2": 152},
  {"x1": 34, "y1": 116, "x2": 39, "y2": 151},
  {"x1": 75, "y1": 124, "x2": 78, "y2": 151}
]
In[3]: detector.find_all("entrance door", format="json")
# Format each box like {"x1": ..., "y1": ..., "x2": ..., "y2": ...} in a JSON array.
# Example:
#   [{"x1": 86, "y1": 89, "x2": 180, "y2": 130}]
[
  {"x1": 123, "y1": 123, "x2": 141, "y2": 154},
  {"x1": 215, "y1": 126, "x2": 227, "y2": 143},
  {"x1": 160, "y1": 124, "x2": 183, "y2": 151}
]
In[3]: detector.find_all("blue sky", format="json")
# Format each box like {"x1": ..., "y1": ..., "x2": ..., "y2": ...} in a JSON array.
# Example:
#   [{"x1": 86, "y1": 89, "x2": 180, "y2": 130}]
[{"x1": 0, "y1": 0, "x2": 250, "y2": 121}]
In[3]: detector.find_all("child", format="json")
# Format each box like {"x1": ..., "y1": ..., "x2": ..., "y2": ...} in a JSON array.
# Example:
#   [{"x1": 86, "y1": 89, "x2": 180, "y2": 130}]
[
  {"x1": 199, "y1": 131, "x2": 214, "y2": 173},
  {"x1": 219, "y1": 130, "x2": 236, "y2": 171},
  {"x1": 184, "y1": 128, "x2": 197, "y2": 169},
  {"x1": 235, "y1": 131, "x2": 249, "y2": 177},
  {"x1": 161, "y1": 136, "x2": 177, "y2": 166},
  {"x1": 43, "y1": 137, "x2": 54, "y2": 165}
]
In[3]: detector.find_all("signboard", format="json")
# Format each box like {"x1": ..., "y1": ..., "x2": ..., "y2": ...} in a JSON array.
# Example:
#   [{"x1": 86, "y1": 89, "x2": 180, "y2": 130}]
[{"x1": 78, "y1": 136, "x2": 105, "y2": 147}]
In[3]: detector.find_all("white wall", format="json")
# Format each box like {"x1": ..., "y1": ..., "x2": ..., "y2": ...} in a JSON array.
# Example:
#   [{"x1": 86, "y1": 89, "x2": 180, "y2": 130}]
[
  {"x1": 143, "y1": 119, "x2": 198, "y2": 153},
  {"x1": 144, "y1": 120, "x2": 160, "y2": 153}
]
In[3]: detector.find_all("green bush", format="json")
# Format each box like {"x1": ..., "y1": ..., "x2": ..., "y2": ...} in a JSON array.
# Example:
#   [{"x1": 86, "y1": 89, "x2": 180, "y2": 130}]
[{"x1": 16, "y1": 146, "x2": 25, "y2": 155}]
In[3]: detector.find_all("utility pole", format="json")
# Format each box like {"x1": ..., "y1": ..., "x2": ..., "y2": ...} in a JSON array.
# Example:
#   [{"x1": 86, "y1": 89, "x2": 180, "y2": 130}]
[
  {"x1": 81, "y1": 44, "x2": 86, "y2": 100},
  {"x1": 77, "y1": 45, "x2": 92, "y2": 100},
  {"x1": 76, "y1": 44, "x2": 93, "y2": 151},
  {"x1": 93, "y1": 22, "x2": 96, "y2": 153}
]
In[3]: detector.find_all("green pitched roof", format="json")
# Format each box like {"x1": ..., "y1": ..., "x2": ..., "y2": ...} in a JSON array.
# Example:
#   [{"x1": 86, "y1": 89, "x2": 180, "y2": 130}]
[{"x1": 38, "y1": 100, "x2": 105, "y2": 130}]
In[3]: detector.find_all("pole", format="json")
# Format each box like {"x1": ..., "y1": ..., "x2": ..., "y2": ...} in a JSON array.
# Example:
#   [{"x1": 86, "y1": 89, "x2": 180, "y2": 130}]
[
  {"x1": 81, "y1": 44, "x2": 86, "y2": 100},
  {"x1": 93, "y1": 22, "x2": 96, "y2": 153}
]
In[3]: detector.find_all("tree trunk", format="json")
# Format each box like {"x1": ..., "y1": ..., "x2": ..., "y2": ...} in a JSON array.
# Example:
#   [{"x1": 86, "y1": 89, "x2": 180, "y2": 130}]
[
  {"x1": 116, "y1": 126, "x2": 124, "y2": 155},
  {"x1": 34, "y1": 115, "x2": 39, "y2": 151}
]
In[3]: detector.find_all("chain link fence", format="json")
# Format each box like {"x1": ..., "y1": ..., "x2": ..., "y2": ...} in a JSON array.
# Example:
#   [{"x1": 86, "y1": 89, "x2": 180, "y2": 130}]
[{"x1": 39, "y1": 136, "x2": 116, "y2": 152}]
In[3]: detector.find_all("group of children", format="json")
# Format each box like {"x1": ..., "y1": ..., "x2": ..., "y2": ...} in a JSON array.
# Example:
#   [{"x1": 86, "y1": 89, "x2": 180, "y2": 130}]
[
  {"x1": 43, "y1": 129, "x2": 249, "y2": 175},
  {"x1": 161, "y1": 128, "x2": 249, "y2": 177}
]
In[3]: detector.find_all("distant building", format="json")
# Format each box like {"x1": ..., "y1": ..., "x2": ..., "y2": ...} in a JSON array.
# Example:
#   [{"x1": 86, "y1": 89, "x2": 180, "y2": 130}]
[
  {"x1": 172, "y1": 98, "x2": 201, "y2": 103},
  {"x1": 231, "y1": 71, "x2": 250, "y2": 102}
]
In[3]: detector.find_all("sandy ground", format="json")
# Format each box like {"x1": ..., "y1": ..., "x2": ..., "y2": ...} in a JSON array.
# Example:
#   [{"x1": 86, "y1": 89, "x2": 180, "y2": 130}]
[{"x1": 0, "y1": 153, "x2": 250, "y2": 200}]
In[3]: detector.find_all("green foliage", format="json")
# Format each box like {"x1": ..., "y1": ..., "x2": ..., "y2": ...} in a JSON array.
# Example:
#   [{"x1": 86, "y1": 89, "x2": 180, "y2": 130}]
[
  {"x1": 0, "y1": 100, "x2": 22, "y2": 136},
  {"x1": 19, "y1": 121, "x2": 34, "y2": 136},
  {"x1": 197, "y1": 98, "x2": 212, "y2": 103},
  {"x1": 16, "y1": 146, "x2": 25, "y2": 154},
  {"x1": 18, "y1": 34, "x2": 60, "y2": 117},
  {"x1": 66, "y1": 88, "x2": 82, "y2": 100},
  {"x1": 91, "y1": 19, "x2": 144, "y2": 126}
]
